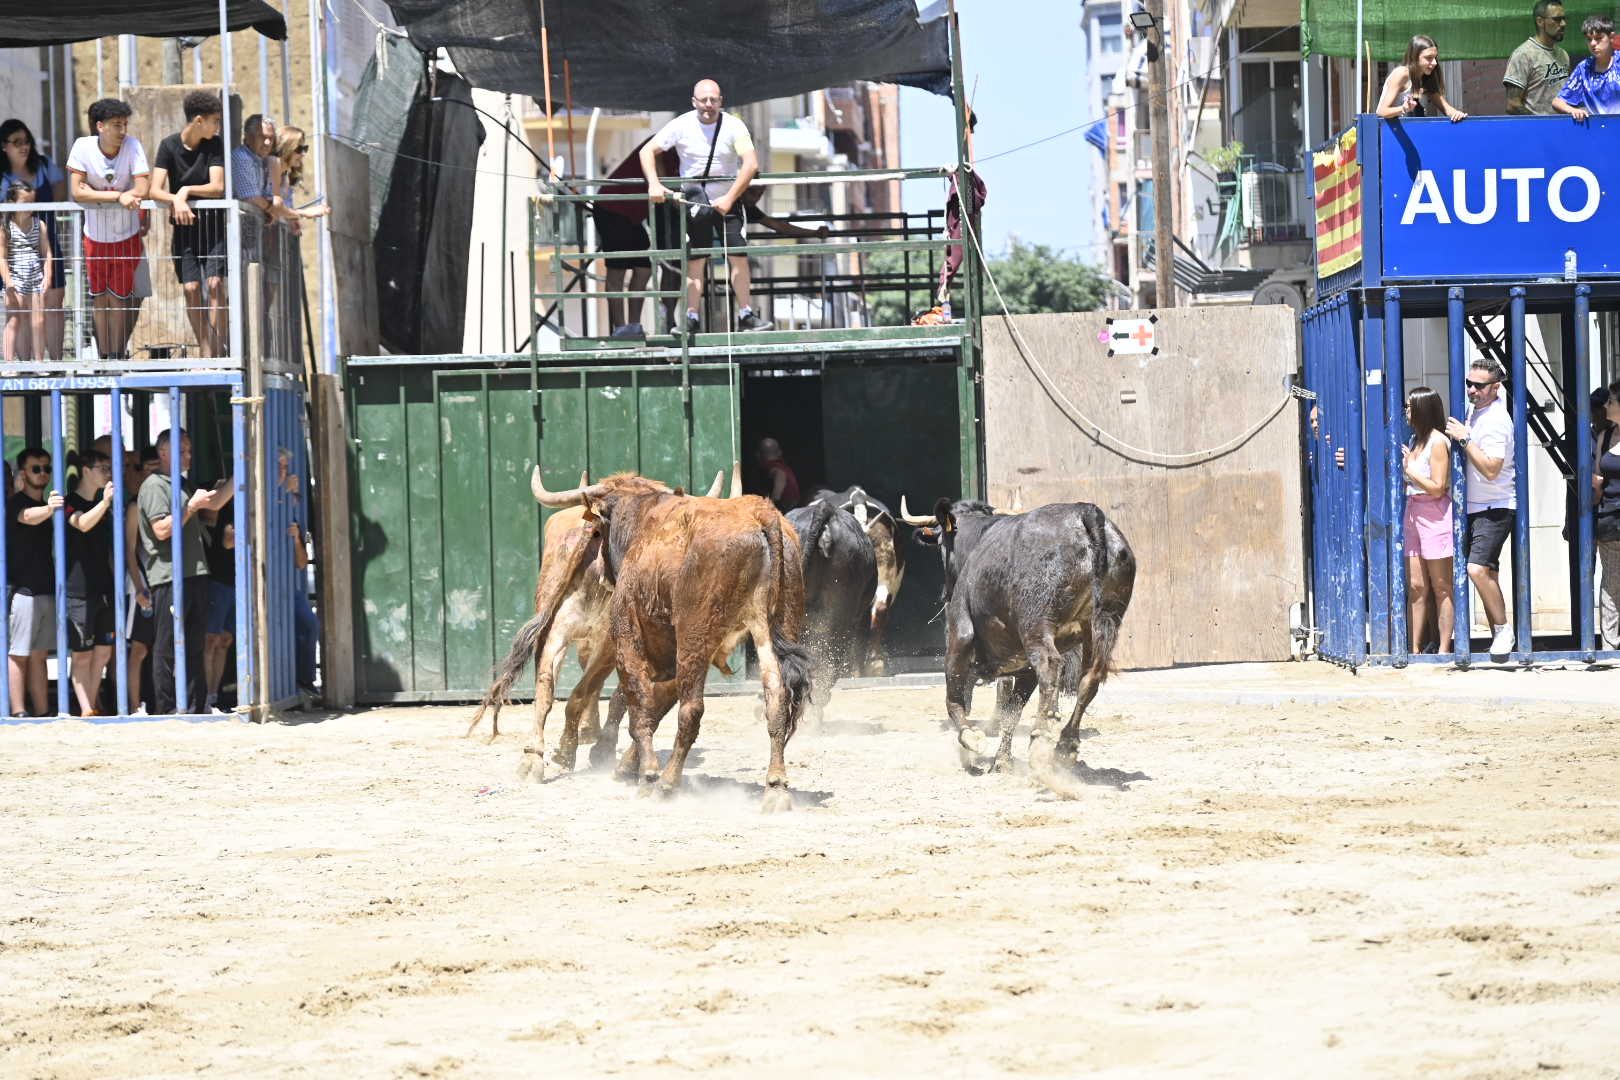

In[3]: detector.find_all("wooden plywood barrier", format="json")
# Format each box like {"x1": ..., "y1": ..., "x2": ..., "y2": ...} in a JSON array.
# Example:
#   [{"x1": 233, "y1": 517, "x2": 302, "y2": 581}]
[{"x1": 981, "y1": 307, "x2": 1304, "y2": 669}]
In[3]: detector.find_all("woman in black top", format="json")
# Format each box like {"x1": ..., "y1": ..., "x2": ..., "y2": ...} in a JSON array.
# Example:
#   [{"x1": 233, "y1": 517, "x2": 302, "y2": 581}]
[{"x1": 66, "y1": 449, "x2": 118, "y2": 714}]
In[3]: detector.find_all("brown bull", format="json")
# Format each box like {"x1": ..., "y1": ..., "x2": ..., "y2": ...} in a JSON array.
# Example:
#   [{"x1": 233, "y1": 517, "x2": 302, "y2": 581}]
[
  {"x1": 535, "y1": 473, "x2": 812, "y2": 811},
  {"x1": 467, "y1": 468, "x2": 731, "y2": 781}
]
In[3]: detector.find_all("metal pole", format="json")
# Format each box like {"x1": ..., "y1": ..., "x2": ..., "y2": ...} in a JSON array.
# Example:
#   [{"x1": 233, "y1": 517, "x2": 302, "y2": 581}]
[
  {"x1": 110, "y1": 389, "x2": 129, "y2": 716},
  {"x1": 50, "y1": 391, "x2": 69, "y2": 716},
  {"x1": 1147, "y1": 0, "x2": 1174, "y2": 308},
  {"x1": 259, "y1": 35, "x2": 271, "y2": 116},
  {"x1": 1354, "y1": 0, "x2": 1365, "y2": 117},
  {"x1": 169, "y1": 388, "x2": 188, "y2": 713},
  {"x1": 1384, "y1": 289, "x2": 1406, "y2": 665},
  {"x1": 584, "y1": 106, "x2": 600, "y2": 336},
  {"x1": 501, "y1": 94, "x2": 511, "y2": 352},
  {"x1": 308, "y1": 0, "x2": 337, "y2": 375},
  {"x1": 232, "y1": 384, "x2": 250, "y2": 714},
  {"x1": 222, "y1": 0, "x2": 243, "y2": 373},
  {"x1": 1447, "y1": 287, "x2": 1471, "y2": 666},
  {"x1": 0, "y1": 395, "x2": 9, "y2": 707},
  {"x1": 97, "y1": 39, "x2": 105, "y2": 99},
  {"x1": 118, "y1": 35, "x2": 136, "y2": 94},
  {"x1": 248, "y1": 266, "x2": 271, "y2": 720},
  {"x1": 280, "y1": 1, "x2": 293, "y2": 126},
  {"x1": 1574, "y1": 284, "x2": 1595, "y2": 659},
  {"x1": 1509, "y1": 287, "x2": 1532, "y2": 661},
  {"x1": 163, "y1": 40, "x2": 184, "y2": 85}
]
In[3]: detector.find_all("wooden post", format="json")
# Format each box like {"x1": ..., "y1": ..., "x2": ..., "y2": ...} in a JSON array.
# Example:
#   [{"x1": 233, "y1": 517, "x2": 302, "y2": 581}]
[{"x1": 313, "y1": 373, "x2": 355, "y2": 706}]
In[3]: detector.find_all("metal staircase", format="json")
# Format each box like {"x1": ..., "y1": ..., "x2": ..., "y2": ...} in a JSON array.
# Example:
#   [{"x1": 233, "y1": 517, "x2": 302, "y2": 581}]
[{"x1": 1462, "y1": 309, "x2": 1572, "y2": 492}]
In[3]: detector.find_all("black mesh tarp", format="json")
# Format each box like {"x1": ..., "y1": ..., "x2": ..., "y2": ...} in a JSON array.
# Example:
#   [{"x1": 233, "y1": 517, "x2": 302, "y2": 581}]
[
  {"x1": 0, "y1": 0, "x2": 285, "y2": 46},
  {"x1": 370, "y1": 72, "x2": 485, "y2": 355},
  {"x1": 380, "y1": 0, "x2": 951, "y2": 109}
]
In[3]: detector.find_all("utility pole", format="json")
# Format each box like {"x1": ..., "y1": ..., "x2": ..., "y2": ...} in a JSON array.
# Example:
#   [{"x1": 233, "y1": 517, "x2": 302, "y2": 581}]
[{"x1": 1145, "y1": 0, "x2": 1175, "y2": 307}]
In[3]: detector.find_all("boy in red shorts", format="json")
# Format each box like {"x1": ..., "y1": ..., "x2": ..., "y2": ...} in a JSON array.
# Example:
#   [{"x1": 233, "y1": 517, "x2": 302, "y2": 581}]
[{"x1": 67, "y1": 98, "x2": 149, "y2": 360}]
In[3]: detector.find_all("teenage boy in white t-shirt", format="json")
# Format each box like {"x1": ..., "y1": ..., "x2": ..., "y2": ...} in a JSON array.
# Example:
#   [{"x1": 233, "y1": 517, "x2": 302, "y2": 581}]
[
  {"x1": 67, "y1": 98, "x2": 150, "y2": 360},
  {"x1": 641, "y1": 78, "x2": 773, "y2": 335}
]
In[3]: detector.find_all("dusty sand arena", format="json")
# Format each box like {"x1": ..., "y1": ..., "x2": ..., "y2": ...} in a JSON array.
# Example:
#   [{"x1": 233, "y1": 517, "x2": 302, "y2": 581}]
[{"x1": 3, "y1": 665, "x2": 1619, "y2": 1078}]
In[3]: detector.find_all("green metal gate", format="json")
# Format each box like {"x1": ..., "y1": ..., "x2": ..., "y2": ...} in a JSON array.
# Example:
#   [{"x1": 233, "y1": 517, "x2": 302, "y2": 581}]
[{"x1": 347, "y1": 357, "x2": 740, "y2": 703}]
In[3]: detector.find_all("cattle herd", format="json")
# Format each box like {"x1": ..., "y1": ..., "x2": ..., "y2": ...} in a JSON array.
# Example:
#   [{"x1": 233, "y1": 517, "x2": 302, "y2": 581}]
[{"x1": 469, "y1": 465, "x2": 1137, "y2": 809}]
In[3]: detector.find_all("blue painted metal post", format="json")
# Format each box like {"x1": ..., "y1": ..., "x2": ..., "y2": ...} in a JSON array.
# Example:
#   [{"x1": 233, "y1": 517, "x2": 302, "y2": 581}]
[
  {"x1": 50, "y1": 391, "x2": 69, "y2": 716},
  {"x1": 1342, "y1": 296, "x2": 1370, "y2": 667},
  {"x1": 233, "y1": 391, "x2": 252, "y2": 716},
  {"x1": 1364, "y1": 293, "x2": 1390, "y2": 659},
  {"x1": 1384, "y1": 290, "x2": 1407, "y2": 666},
  {"x1": 1318, "y1": 301, "x2": 1340, "y2": 662},
  {"x1": 1573, "y1": 285, "x2": 1595, "y2": 659},
  {"x1": 169, "y1": 387, "x2": 188, "y2": 712},
  {"x1": 1446, "y1": 288, "x2": 1471, "y2": 667},
  {"x1": 1508, "y1": 288, "x2": 1532, "y2": 662},
  {"x1": 110, "y1": 389, "x2": 129, "y2": 717},
  {"x1": 0, "y1": 394, "x2": 9, "y2": 710},
  {"x1": 1303, "y1": 307, "x2": 1326, "y2": 655}
]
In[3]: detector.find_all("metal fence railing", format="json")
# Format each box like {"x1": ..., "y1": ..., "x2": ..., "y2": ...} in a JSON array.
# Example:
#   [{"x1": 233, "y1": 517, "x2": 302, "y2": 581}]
[{"x1": 1, "y1": 200, "x2": 305, "y2": 371}]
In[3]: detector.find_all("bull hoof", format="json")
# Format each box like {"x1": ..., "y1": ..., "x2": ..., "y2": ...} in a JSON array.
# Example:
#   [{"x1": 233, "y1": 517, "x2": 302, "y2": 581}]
[
  {"x1": 590, "y1": 740, "x2": 620, "y2": 771},
  {"x1": 956, "y1": 729, "x2": 993, "y2": 774},
  {"x1": 656, "y1": 780, "x2": 680, "y2": 800},
  {"x1": 636, "y1": 775, "x2": 659, "y2": 797},
  {"x1": 550, "y1": 748, "x2": 579, "y2": 773},
  {"x1": 760, "y1": 786, "x2": 793, "y2": 814},
  {"x1": 987, "y1": 751, "x2": 1015, "y2": 774},
  {"x1": 516, "y1": 746, "x2": 546, "y2": 783}
]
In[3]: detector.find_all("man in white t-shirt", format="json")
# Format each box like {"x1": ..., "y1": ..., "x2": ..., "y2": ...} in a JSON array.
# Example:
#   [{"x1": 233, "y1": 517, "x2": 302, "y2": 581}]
[
  {"x1": 66, "y1": 98, "x2": 150, "y2": 360},
  {"x1": 1444, "y1": 358, "x2": 1518, "y2": 660},
  {"x1": 641, "y1": 78, "x2": 773, "y2": 335}
]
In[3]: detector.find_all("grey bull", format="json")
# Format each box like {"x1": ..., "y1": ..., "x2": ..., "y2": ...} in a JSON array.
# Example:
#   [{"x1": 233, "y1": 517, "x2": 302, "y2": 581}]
[
  {"x1": 902, "y1": 497, "x2": 1136, "y2": 775},
  {"x1": 812, "y1": 486, "x2": 906, "y2": 675},
  {"x1": 785, "y1": 500, "x2": 878, "y2": 724}
]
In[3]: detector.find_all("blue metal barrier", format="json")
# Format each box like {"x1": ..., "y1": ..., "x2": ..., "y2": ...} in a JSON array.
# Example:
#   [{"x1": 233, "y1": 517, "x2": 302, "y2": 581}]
[{"x1": 0, "y1": 374, "x2": 308, "y2": 722}]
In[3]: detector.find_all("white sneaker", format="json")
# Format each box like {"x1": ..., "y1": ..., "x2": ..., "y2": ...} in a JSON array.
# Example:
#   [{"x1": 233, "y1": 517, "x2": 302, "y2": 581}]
[{"x1": 1489, "y1": 624, "x2": 1514, "y2": 662}]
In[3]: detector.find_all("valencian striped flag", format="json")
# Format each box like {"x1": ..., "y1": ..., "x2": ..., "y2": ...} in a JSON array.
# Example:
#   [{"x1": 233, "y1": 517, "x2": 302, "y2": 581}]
[{"x1": 1313, "y1": 127, "x2": 1362, "y2": 278}]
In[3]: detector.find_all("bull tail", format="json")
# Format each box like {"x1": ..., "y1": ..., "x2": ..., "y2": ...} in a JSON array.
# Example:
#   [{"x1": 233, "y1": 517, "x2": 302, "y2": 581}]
[
  {"x1": 763, "y1": 514, "x2": 814, "y2": 735},
  {"x1": 466, "y1": 612, "x2": 550, "y2": 736},
  {"x1": 1084, "y1": 514, "x2": 1134, "y2": 682},
  {"x1": 798, "y1": 500, "x2": 835, "y2": 570}
]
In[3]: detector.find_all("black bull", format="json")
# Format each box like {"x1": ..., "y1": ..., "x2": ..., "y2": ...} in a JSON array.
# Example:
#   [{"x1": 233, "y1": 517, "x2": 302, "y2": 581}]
[
  {"x1": 785, "y1": 501, "x2": 878, "y2": 722},
  {"x1": 910, "y1": 498, "x2": 1136, "y2": 773}
]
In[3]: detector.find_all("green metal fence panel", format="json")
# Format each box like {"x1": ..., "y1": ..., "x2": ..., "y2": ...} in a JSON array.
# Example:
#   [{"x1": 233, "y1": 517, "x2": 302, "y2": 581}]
[{"x1": 350, "y1": 360, "x2": 739, "y2": 703}]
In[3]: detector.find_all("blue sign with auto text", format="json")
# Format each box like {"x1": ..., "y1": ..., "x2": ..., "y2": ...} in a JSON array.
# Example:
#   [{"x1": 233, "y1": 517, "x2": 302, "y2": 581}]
[{"x1": 1379, "y1": 115, "x2": 1620, "y2": 281}]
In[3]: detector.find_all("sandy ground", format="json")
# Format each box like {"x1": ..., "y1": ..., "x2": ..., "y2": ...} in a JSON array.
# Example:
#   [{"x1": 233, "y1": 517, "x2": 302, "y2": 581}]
[{"x1": 3, "y1": 663, "x2": 1620, "y2": 1078}]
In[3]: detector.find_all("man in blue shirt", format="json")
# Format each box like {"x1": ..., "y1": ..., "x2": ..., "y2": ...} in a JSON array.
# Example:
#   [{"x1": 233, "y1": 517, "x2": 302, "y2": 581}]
[{"x1": 1554, "y1": 14, "x2": 1620, "y2": 120}]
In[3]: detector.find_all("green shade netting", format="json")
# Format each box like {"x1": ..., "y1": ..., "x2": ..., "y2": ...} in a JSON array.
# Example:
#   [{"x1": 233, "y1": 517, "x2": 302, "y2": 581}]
[{"x1": 1301, "y1": 0, "x2": 1604, "y2": 59}]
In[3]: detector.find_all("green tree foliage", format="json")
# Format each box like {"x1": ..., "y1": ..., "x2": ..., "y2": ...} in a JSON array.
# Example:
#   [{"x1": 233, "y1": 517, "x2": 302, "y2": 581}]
[{"x1": 858, "y1": 240, "x2": 1111, "y2": 326}]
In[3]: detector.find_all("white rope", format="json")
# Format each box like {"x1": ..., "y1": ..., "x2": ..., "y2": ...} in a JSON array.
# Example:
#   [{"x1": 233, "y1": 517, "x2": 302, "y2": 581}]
[
  {"x1": 722, "y1": 204, "x2": 737, "y2": 462},
  {"x1": 954, "y1": 175, "x2": 1293, "y2": 469}
]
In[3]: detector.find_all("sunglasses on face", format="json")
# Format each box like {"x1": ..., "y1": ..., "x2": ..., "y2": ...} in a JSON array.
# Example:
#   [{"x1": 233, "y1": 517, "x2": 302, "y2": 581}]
[
  {"x1": 294, "y1": 145, "x2": 308, "y2": 154},
  {"x1": 1466, "y1": 379, "x2": 1497, "y2": 390},
  {"x1": 26, "y1": 465, "x2": 48, "y2": 475}
]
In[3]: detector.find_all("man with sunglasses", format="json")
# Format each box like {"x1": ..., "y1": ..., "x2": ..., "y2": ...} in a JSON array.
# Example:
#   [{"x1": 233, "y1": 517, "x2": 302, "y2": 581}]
[
  {"x1": 8, "y1": 448, "x2": 64, "y2": 716},
  {"x1": 1505, "y1": 1, "x2": 1572, "y2": 115},
  {"x1": 1445, "y1": 359, "x2": 1518, "y2": 661}
]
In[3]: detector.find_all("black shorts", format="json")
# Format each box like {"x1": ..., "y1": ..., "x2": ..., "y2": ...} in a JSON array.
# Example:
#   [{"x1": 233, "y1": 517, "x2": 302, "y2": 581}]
[
  {"x1": 171, "y1": 218, "x2": 228, "y2": 286},
  {"x1": 592, "y1": 209, "x2": 650, "y2": 270},
  {"x1": 67, "y1": 593, "x2": 116, "y2": 652},
  {"x1": 1466, "y1": 507, "x2": 1516, "y2": 571},
  {"x1": 686, "y1": 204, "x2": 747, "y2": 254},
  {"x1": 130, "y1": 601, "x2": 156, "y2": 646}
]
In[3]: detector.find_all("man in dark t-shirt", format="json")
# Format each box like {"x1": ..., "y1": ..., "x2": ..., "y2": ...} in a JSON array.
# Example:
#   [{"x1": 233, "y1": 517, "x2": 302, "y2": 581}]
[
  {"x1": 152, "y1": 89, "x2": 227, "y2": 357},
  {"x1": 8, "y1": 447, "x2": 64, "y2": 716}
]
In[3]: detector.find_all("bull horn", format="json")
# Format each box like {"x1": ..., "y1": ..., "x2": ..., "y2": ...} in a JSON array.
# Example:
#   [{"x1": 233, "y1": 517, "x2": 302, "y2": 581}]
[
  {"x1": 898, "y1": 495, "x2": 936, "y2": 526},
  {"x1": 532, "y1": 466, "x2": 590, "y2": 508},
  {"x1": 728, "y1": 460, "x2": 744, "y2": 499},
  {"x1": 702, "y1": 469, "x2": 725, "y2": 498},
  {"x1": 580, "y1": 470, "x2": 590, "y2": 486}
]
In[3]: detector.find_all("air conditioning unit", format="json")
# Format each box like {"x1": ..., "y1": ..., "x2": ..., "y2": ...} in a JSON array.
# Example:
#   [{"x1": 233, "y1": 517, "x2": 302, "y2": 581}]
[{"x1": 1241, "y1": 167, "x2": 1307, "y2": 242}]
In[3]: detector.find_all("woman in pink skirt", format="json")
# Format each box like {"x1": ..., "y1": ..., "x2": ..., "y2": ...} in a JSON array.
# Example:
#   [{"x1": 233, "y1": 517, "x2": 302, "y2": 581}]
[{"x1": 1402, "y1": 387, "x2": 1455, "y2": 653}]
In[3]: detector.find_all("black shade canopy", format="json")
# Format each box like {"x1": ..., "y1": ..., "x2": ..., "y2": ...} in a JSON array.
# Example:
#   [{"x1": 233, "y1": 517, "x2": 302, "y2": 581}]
[
  {"x1": 0, "y1": 0, "x2": 287, "y2": 47},
  {"x1": 381, "y1": 0, "x2": 951, "y2": 110}
]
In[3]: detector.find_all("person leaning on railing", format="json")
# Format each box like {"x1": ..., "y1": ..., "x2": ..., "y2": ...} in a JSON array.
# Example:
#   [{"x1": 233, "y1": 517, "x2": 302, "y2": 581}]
[
  {"x1": 151, "y1": 90, "x2": 229, "y2": 360},
  {"x1": 1375, "y1": 35, "x2": 1468, "y2": 121},
  {"x1": 1504, "y1": 1, "x2": 1572, "y2": 115},
  {"x1": 0, "y1": 181, "x2": 56, "y2": 362},
  {"x1": 0, "y1": 118, "x2": 68, "y2": 362},
  {"x1": 66, "y1": 98, "x2": 150, "y2": 362},
  {"x1": 1552, "y1": 14, "x2": 1620, "y2": 121},
  {"x1": 269, "y1": 126, "x2": 330, "y2": 234},
  {"x1": 232, "y1": 113, "x2": 277, "y2": 263}
]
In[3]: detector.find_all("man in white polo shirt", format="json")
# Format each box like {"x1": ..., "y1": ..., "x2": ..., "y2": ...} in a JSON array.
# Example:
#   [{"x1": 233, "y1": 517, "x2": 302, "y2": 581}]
[
  {"x1": 641, "y1": 78, "x2": 773, "y2": 336},
  {"x1": 1445, "y1": 358, "x2": 1518, "y2": 661}
]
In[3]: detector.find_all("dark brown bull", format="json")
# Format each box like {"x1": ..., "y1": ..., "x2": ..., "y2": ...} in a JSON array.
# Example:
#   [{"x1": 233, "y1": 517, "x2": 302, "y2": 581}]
[
  {"x1": 468, "y1": 468, "x2": 730, "y2": 780},
  {"x1": 534, "y1": 473, "x2": 812, "y2": 811}
]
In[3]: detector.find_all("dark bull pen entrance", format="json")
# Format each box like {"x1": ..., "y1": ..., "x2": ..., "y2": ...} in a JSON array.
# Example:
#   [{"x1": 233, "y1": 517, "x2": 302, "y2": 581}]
[{"x1": 1303, "y1": 116, "x2": 1620, "y2": 667}]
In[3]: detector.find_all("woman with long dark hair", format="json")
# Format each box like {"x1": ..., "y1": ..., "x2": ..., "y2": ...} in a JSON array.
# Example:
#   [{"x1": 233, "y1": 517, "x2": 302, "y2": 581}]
[
  {"x1": 1376, "y1": 36, "x2": 1469, "y2": 122},
  {"x1": 0, "y1": 118, "x2": 69, "y2": 361},
  {"x1": 1402, "y1": 387, "x2": 1456, "y2": 653}
]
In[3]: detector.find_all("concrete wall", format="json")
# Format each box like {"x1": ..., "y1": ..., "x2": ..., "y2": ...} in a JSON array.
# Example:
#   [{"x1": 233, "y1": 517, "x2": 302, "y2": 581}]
[{"x1": 982, "y1": 307, "x2": 1305, "y2": 670}]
